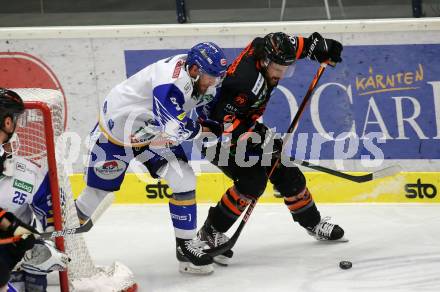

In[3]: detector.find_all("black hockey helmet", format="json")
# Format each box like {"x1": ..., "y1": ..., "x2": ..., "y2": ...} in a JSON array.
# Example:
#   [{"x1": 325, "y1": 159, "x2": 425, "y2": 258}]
[
  {"x1": 0, "y1": 88, "x2": 24, "y2": 127},
  {"x1": 263, "y1": 32, "x2": 297, "y2": 66}
]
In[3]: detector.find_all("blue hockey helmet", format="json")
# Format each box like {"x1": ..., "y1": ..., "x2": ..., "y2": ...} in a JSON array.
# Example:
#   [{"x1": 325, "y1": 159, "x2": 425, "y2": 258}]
[{"x1": 186, "y1": 42, "x2": 227, "y2": 78}]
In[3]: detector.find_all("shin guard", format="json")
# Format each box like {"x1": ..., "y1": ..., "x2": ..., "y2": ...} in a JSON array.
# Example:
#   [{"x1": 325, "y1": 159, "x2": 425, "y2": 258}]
[
  {"x1": 284, "y1": 188, "x2": 321, "y2": 229},
  {"x1": 169, "y1": 191, "x2": 197, "y2": 240},
  {"x1": 209, "y1": 187, "x2": 252, "y2": 233}
]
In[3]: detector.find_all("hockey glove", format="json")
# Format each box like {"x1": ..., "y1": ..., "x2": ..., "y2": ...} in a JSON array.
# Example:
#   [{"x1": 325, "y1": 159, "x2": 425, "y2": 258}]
[
  {"x1": 252, "y1": 122, "x2": 283, "y2": 157},
  {"x1": 198, "y1": 118, "x2": 223, "y2": 137},
  {"x1": 305, "y1": 32, "x2": 343, "y2": 64},
  {"x1": 22, "y1": 240, "x2": 70, "y2": 275},
  {"x1": 2, "y1": 212, "x2": 38, "y2": 239}
]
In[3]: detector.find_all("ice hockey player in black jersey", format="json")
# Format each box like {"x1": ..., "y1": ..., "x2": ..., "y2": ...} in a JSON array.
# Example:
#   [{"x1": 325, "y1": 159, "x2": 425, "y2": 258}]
[{"x1": 197, "y1": 32, "x2": 347, "y2": 265}]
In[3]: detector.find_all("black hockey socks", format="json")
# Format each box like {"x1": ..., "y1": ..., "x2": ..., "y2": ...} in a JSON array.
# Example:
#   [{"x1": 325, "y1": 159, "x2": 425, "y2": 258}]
[
  {"x1": 284, "y1": 188, "x2": 321, "y2": 229},
  {"x1": 210, "y1": 187, "x2": 251, "y2": 232}
]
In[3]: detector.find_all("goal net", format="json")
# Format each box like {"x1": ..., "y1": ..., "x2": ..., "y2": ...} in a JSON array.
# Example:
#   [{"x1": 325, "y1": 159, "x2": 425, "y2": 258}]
[{"x1": 13, "y1": 88, "x2": 137, "y2": 292}]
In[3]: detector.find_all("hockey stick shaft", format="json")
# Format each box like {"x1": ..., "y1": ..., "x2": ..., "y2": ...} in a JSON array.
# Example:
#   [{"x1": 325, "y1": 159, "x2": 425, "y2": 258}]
[
  {"x1": 206, "y1": 63, "x2": 328, "y2": 257},
  {"x1": 0, "y1": 220, "x2": 93, "y2": 245},
  {"x1": 0, "y1": 236, "x2": 22, "y2": 245},
  {"x1": 0, "y1": 192, "x2": 114, "y2": 245}
]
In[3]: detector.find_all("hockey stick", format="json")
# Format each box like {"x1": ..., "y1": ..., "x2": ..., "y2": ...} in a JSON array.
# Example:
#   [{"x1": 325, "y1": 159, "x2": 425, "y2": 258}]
[
  {"x1": 0, "y1": 193, "x2": 114, "y2": 245},
  {"x1": 290, "y1": 158, "x2": 401, "y2": 183},
  {"x1": 205, "y1": 62, "x2": 329, "y2": 257}
]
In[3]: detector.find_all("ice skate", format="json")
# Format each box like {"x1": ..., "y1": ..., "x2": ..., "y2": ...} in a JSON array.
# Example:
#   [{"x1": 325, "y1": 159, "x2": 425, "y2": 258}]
[
  {"x1": 176, "y1": 238, "x2": 214, "y2": 274},
  {"x1": 307, "y1": 217, "x2": 348, "y2": 242},
  {"x1": 198, "y1": 220, "x2": 233, "y2": 266}
]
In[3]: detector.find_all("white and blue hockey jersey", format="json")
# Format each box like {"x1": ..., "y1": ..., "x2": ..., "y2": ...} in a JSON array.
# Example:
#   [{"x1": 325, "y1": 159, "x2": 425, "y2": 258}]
[
  {"x1": 0, "y1": 157, "x2": 53, "y2": 229},
  {"x1": 99, "y1": 54, "x2": 217, "y2": 147}
]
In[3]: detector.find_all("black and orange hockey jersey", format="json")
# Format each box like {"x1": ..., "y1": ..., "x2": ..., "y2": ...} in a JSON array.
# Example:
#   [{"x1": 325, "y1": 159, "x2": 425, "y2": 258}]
[{"x1": 209, "y1": 36, "x2": 306, "y2": 142}]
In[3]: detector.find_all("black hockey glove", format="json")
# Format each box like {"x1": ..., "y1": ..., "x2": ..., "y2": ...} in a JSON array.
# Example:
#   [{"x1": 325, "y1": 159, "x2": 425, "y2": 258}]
[
  {"x1": 252, "y1": 122, "x2": 283, "y2": 157},
  {"x1": 305, "y1": 32, "x2": 343, "y2": 64},
  {"x1": 0, "y1": 212, "x2": 37, "y2": 257},
  {"x1": 12, "y1": 234, "x2": 37, "y2": 255},
  {"x1": 2, "y1": 212, "x2": 38, "y2": 238},
  {"x1": 198, "y1": 118, "x2": 223, "y2": 137}
]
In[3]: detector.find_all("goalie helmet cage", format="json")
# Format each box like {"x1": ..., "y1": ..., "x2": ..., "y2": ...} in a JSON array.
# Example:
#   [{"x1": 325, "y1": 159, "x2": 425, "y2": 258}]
[{"x1": 14, "y1": 88, "x2": 137, "y2": 292}]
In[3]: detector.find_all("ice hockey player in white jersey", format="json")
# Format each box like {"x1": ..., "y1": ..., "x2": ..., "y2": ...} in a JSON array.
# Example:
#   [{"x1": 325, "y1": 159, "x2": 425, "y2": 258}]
[
  {"x1": 75, "y1": 42, "x2": 227, "y2": 274},
  {"x1": 0, "y1": 88, "x2": 69, "y2": 292}
]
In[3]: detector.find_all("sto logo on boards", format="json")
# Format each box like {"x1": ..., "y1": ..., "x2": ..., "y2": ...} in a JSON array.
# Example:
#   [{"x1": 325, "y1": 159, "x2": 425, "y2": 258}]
[
  {"x1": 404, "y1": 178, "x2": 437, "y2": 199},
  {"x1": 146, "y1": 180, "x2": 172, "y2": 199}
]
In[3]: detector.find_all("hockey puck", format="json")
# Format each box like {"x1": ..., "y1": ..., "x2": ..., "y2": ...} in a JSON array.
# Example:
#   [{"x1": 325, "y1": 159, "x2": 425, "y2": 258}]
[{"x1": 339, "y1": 260, "x2": 352, "y2": 270}]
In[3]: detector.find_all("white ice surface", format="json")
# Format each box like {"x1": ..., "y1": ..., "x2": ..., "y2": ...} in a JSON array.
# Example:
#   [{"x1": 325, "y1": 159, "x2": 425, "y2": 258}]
[{"x1": 53, "y1": 204, "x2": 440, "y2": 292}]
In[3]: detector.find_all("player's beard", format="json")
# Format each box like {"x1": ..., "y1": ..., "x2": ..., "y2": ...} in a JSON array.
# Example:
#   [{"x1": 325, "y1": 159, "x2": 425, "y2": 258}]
[
  {"x1": 268, "y1": 77, "x2": 280, "y2": 87},
  {"x1": 265, "y1": 74, "x2": 280, "y2": 87},
  {"x1": 192, "y1": 85, "x2": 201, "y2": 99},
  {"x1": 192, "y1": 82, "x2": 209, "y2": 100},
  {"x1": 262, "y1": 68, "x2": 280, "y2": 87},
  {"x1": 195, "y1": 81, "x2": 209, "y2": 95}
]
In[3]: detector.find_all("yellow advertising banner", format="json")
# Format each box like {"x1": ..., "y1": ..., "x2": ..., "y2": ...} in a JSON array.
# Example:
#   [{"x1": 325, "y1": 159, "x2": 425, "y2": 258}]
[{"x1": 70, "y1": 172, "x2": 440, "y2": 204}]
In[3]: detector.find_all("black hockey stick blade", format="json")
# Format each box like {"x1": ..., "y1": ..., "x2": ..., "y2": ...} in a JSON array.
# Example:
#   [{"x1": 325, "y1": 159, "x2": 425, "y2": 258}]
[
  {"x1": 204, "y1": 233, "x2": 239, "y2": 257},
  {"x1": 292, "y1": 159, "x2": 401, "y2": 183}
]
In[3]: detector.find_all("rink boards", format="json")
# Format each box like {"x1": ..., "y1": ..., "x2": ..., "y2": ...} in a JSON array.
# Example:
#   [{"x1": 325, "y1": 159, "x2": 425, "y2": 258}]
[
  {"x1": 69, "y1": 171, "x2": 440, "y2": 204},
  {"x1": 2, "y1": 19, "x2": 440, "y2": 174},
  {"x1": 1, "y1": 19, "x2": 439, "y2": 204}
]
